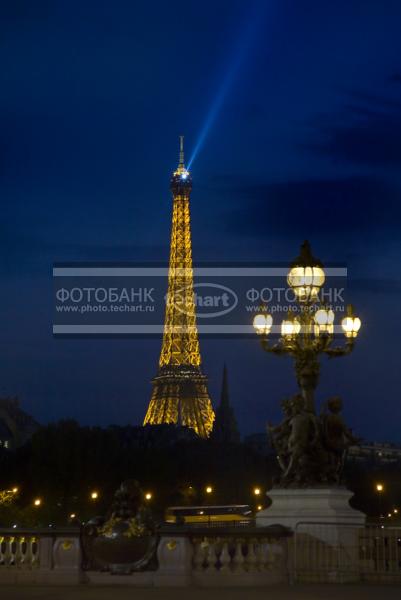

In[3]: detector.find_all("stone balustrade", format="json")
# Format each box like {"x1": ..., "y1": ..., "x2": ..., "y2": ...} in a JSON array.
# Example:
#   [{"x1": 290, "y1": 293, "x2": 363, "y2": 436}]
[
  {"x1": 2, "y1": 523, "x2": 401, "y2": 587},
  {"x1": 0, "y1": 524, "x2": 291, "y2": 586},
  {"x1": 155, "y1": 525, "x2": 291, "y2": 586},
  {"x1": 0, "y1": 528, "x2": 83, "y2": 584},
  {"x1": 0, "y1": 532, "x2": 39, "y2": 567}
]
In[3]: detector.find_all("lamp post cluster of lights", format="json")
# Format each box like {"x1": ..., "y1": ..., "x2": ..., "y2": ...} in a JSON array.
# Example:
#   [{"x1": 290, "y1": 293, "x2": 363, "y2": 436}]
[{"x1": 253, "y1": 241, "x2": 361, "y2": 412}]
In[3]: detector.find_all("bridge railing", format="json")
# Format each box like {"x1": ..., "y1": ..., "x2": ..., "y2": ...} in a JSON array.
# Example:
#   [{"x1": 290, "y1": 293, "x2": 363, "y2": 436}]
[
  {"x1": 154, "y1": 525, "x2": 291, "y2": 587},
  {"x1": 0, "y1": 524, "x2": 291, "y2": 586},
  {"x1": 7, "y1": 522, "x2": 400, "y2": 586},
  {"x1": 0, "y1": 522, "x2": 401, "y2": 587},
  {"x1": 0, "y1": 527, "x2": 82, "y2": 584},
  {"x1": 292, "y1": 522, "x2": 401, "y2": 584}
]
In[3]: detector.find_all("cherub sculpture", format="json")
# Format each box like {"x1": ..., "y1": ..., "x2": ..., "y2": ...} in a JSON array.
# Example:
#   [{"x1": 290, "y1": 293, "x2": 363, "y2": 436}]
[{"x1": 268, "y1": 393, "x2": 359, "y2": 487}]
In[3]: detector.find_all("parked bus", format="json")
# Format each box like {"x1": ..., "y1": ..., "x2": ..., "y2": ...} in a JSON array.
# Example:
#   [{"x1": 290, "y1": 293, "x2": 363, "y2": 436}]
[{"x1": 165, "y1": 505, "x2": 253, "y2": 526}]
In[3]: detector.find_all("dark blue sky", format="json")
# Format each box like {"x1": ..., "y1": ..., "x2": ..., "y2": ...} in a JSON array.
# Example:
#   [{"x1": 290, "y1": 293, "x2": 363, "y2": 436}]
[{"x1": 1, "y1": 0, "x2": 401, "y2": 441}]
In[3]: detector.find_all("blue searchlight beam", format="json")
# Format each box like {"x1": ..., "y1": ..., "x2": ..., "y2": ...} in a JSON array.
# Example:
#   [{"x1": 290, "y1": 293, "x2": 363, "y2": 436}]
[{"x1": 187, "y1": 2, "x2": 269, "y2": 170}]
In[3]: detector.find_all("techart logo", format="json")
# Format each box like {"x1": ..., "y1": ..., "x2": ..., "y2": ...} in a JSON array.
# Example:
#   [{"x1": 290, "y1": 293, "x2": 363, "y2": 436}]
[{"x1": 171, "y1": 283, "x2": 238, "y2": 319}]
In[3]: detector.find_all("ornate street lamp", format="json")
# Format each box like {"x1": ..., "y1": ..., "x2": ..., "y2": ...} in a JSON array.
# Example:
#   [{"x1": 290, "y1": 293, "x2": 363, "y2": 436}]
[
  {"x1": 287, "y1": 241, "x2": 325, "y2": 303},
  {"x1": 253, "y1": 240, "x2": 361, "y2": 413},
  {"x1": 253, "y1": 241, "x2": 362, "y2": 487}
]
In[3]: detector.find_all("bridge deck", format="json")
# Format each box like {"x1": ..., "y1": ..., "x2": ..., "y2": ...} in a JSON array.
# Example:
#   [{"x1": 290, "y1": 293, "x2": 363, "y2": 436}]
[{"x1": 0, "y1": 585, "x2": 400, "y2": 600}]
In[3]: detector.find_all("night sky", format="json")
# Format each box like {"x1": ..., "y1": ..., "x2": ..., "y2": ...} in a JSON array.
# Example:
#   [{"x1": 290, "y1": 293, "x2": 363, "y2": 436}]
[{"x1": 1, "y1": 1, "x2": 401, "y2": 441}]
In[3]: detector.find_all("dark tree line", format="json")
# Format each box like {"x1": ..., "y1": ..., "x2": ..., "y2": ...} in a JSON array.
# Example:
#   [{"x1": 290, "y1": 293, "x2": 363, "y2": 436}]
[
  {"x1": 0, "y1": 421, "x2": 272, "y2": 526},
  {"x1": 1, "y1": 421, "x2": 400, "y2": 526}
]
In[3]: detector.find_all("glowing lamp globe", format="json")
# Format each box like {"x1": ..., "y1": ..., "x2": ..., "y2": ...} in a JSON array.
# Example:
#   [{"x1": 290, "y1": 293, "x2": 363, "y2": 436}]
[
  {"x1": 288, "y1": 241, "x2": 325, "y2": 303},
  {"x1": 281, "y1": 317, "x2": 301, "y2": 338},
  {"x1": 341, "y1": 305, "x2": 361, "y2": 338},
  {"x1": 314, "y1": 308, "x2": 335, "y2": 335},
  {"x1": 253, "y1": 313, "x2": 273, "y2": 335},
  {"x1": 341, "y1": 316, "x2": 361, "y2": 338}
]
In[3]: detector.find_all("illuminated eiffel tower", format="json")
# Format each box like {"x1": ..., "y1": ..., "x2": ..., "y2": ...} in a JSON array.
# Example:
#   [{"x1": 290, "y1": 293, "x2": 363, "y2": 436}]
[{"x1": 143, "y1": 138, "x2": 215, "y2": 438}]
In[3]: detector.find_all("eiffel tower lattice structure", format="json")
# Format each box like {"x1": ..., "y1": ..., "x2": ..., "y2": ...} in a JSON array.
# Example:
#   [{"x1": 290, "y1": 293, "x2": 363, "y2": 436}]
[{"x1": 143, "y1": 138, "x2": 215, "y2": 438}]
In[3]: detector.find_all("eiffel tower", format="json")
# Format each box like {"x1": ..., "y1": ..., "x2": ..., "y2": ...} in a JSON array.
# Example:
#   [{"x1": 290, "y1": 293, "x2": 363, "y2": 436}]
[{"x1": 143, "y1": 137, "x2": 215, "y2": 438}]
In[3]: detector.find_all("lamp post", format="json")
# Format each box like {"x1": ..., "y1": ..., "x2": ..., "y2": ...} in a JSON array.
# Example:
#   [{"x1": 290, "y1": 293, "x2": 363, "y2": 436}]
[
  {"x1": 253, "y1": 241, "x2": 361, "y2": 413},
  {"x1": 253, "y1": 241, "x2": 362, "y2": 488}
]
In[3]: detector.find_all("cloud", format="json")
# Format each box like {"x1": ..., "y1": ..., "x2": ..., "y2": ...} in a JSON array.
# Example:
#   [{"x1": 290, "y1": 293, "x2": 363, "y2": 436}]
[
  {"x1": 221, "y1": 176, "x2": 401, "y2": 237},
  {"x1": 306, "y1": 88, "x2": 401, "y2": 167},
  {"x1": 0, "y1": 222, "x2": 168, "y2": 279}
]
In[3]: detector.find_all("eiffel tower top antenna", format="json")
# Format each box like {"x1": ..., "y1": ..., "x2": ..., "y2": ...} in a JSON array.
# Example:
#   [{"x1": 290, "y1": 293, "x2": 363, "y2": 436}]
[{"x1": 179, "y1": 135, "x2": 185, "y2": 167}]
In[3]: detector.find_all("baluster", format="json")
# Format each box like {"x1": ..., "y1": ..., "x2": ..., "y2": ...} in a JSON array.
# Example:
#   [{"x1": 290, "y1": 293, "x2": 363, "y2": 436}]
[
  {"x1": 7, "y1": 536, "x2": 16, "y2": 566},
  {"x1": 0, "y1": 536, "x2": 5, "y2": 565},
  {"x1": 232, "y1": 539, "x2": 244, "y2": 572},
  {"x1": 30, "y1": 537, "x2": 39, "y2": 568},
  {"x1": 25, "y1": 537, "x2": 35, "y2": 568},
  {"x1": 205, "y1": 539, "x2": 218, "y2": 571},
  {"x1": 245, "y1": 539, "x2": 257, "y2": 572},
  {"x1": 242, "y1": 539, "x2": 249, "y2": 571},
  {"x1": 219, "y1": 541, "x2": 231, "y2": 571},
  {"x1": 262, "y1": 540, "x2": 273, "y2": 570},
  {"x1": 272, "y1": 539, "x2": 284, "y2": 570},
  {"x1": 254, "y1": 542, "x2": 265, "y2": 572},
  {"x1": 193, "y1": 539, "x2": 205, "y2": 570},
  {"x1": 15, "y1": 536, "x2": 25, "y2": 567}
]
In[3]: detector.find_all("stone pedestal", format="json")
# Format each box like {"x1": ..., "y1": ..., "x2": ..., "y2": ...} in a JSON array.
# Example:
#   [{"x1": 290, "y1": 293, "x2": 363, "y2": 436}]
[
  {"x1": 256, "y1": 487, "x2": 366, "y2": 583},
  {"x1": 256, "y1": 487, "x2": 365, "y2": 531}
]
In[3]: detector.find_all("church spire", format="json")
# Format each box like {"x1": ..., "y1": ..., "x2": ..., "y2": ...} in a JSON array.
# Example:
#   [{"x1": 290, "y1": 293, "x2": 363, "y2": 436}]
[
  {"x1": 221, "y1": 363, "x2": 229, "y2": 408},
  {"x1": 211, "y1": 364, "x2": 240, "y2": 443}
]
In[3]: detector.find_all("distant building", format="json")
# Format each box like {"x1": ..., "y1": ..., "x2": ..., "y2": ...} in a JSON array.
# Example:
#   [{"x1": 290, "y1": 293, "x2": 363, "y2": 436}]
[
  {"x1": 211, "y1": 365, "x2": 240, "y2": 444},
  {"x1": 348, "y1": 441, "x2": 401, "y2": 464},
  {"x1": 243, "y1": 433, "x2": 401, "y2": 464},
  {"x1": 0, "y1": 419, "x2": 13, "y2": 449},
  {"x1": 0, "y1": 397, "x2": 39, "y2": 450}
]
